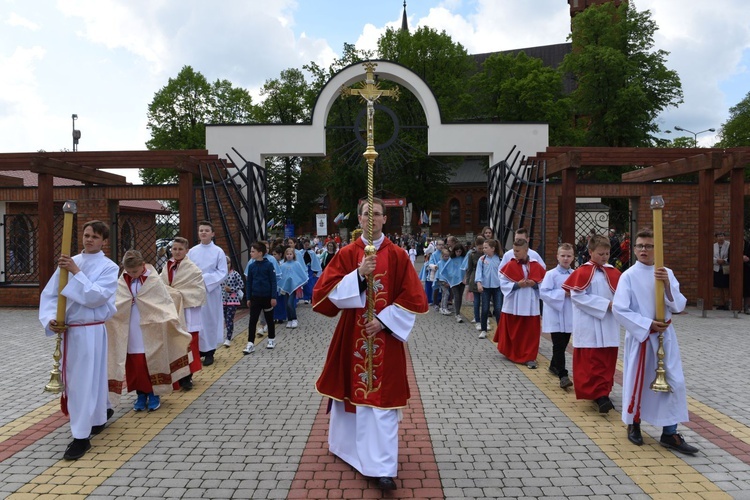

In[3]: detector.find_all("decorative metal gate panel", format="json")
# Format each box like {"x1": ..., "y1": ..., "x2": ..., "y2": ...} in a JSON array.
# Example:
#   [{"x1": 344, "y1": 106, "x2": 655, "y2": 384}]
[
  {"x1": 488, "y1": 147, "x2": 546, "y2": 255},
  {"x1": 113, "y1": 212, "x2": 179, "y2": 272}
]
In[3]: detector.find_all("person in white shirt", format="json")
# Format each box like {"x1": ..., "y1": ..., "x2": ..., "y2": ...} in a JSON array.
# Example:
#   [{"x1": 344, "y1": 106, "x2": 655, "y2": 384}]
[
  {"x1": 712, "y1": 231, "x2": 730, "y2": 310},
  {"x1": 187, "y1": 221, "x2": 227, "y2": 366},
  {"x1": 562, "y1": 235, "x2": 621, "y2": 414},
  {"x1": 39, "y1": 220, "x2": 119, "y2": 461},
  {"x1": 539, "y1": 243, "x2": 575, "y2": 389},
  {"x1": 613, "y1": 228, "x2": 698, "y2": 455}
]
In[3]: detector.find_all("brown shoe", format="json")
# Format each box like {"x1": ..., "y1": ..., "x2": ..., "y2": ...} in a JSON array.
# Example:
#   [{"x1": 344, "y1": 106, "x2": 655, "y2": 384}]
[{"x1": 660, "y1": 433, "x2": 699, "y2": 455}]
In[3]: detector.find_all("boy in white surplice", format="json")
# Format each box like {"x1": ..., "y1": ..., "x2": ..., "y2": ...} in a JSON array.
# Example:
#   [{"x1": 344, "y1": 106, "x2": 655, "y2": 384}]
[{"x1": 613, "y1": 228, "x2": 699, "y2": 455}]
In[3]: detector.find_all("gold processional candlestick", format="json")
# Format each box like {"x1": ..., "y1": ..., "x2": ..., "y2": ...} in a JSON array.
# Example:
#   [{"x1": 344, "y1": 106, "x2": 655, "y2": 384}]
[
  {"x1": 650, "y1": 195, "x2": 672, "y2": 393},
  {"x1": 45, "y1": 200, "x2": 77, "y2": 393},
  {"x1": 340, "y1": 62, "x2": 399, "y2": 392}
]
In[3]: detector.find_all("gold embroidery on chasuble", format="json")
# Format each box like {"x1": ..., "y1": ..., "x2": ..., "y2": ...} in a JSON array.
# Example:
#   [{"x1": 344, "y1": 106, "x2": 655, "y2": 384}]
[{"x1": 352, "y1": 252, "x2": 390, "y2": 404}]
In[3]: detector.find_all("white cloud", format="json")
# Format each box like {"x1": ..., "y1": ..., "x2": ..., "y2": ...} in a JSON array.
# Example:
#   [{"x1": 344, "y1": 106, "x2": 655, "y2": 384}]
[
  {"x1": 5, "y1": 12, "x2": 40, "y2": 30},
  {"x1": 55, "y1": 0, "x2": 170, "y2": 73}
]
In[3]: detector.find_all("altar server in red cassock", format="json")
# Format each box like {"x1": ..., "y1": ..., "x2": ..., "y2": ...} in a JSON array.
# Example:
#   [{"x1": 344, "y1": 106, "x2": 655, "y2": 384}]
[
  {"x1": 313, "y1": 197, "x2": 428, "y2": 491},
  {"x1": 563, "y1": 234, "x2": 621, "y2": 413},
  {"x1": 495, "y1": 238, "x2": 546, "y2": 368}
]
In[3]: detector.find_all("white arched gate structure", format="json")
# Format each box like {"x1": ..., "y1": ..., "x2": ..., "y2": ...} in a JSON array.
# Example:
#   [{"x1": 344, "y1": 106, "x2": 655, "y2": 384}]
[{"x1": 205, "y1": 60, "x2": 548, "y2": 256}]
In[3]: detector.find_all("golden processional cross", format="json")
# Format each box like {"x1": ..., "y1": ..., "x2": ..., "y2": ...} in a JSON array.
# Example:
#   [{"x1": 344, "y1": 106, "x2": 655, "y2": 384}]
[{"x1": 340, "y1": 62, "x2": 400, "y2": 392}]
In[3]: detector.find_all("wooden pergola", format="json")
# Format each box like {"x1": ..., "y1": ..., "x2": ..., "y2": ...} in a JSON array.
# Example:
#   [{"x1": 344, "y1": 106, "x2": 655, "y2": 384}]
[
  {"x1": 0, "y1": 149, "x2": 229, "y2": 292},
  {"x1": 530, "y1": 146, "x2": 750, "y2": 314}
]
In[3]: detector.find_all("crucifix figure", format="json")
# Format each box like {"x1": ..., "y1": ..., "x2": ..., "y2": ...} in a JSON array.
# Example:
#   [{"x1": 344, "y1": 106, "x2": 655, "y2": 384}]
[{"x1": 340, "y1": 62, "x2": 400, "y2": 391}]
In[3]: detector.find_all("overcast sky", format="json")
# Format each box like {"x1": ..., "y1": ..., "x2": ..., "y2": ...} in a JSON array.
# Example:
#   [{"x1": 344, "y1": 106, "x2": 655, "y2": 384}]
[{"x1": 1, "y1": 0, "x2": 749, "y2": 183}]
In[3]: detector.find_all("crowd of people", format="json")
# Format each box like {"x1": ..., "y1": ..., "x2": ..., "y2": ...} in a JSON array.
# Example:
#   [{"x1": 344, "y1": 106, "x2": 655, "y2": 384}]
[
  {"x1": 416, "y1": 224, "x2": 701, "y2": 460},
  {"x1": 45, "y1": 208, "x2": 744, "y2": 490}
]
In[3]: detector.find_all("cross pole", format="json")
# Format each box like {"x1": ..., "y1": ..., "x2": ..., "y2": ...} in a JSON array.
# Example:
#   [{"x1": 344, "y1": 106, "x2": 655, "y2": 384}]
[{"x1": 340, "y1": 62, "x2": 400, "y2": 393}]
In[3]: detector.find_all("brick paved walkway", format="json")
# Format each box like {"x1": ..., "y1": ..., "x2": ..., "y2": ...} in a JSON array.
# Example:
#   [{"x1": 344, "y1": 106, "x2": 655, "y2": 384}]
[{"x1": 1, "y1": 288, "x2": 750, "y2": 499}]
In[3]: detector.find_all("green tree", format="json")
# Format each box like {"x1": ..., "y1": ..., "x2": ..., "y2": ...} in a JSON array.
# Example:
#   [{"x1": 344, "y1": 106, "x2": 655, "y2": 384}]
[
  {"x1": 142, "y1": 65, "x2": 257, "y2": 184},
  {"x1": 258, "y1": 68, "x2": 321, "y2": 227},
  {"x1": 473, "y1": 51, "x2": 579, "y2": 146},
  {"x1": 377, "y1": 27, "x2": 475, "y2": 121},
  {"x1": 716, "y1": 91, "x2": 750, "y2": 147},
  {"x1": 560, "y1": 2, "x2": 683, "y2": 148}
]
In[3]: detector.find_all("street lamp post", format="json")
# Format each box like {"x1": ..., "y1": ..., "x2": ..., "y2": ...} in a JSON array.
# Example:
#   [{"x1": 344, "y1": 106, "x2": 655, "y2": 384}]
[
  {"x1": 674, "y1": 126, "x2": 715, "y2": 148},
  {"x1": 72, "y1": 114, "x2": 81, "y2": 152}
]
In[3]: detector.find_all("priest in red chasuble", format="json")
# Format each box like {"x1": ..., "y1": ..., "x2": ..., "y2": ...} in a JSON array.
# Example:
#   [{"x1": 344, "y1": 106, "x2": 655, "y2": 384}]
[{"x1": 313, "y1": 197, "x2": 428, "y2": 490}]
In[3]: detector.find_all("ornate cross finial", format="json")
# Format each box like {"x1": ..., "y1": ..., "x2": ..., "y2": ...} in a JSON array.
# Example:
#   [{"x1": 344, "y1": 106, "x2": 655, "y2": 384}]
[{"x1": 339, "y1": 62, "x2": 401, "y2": 392}]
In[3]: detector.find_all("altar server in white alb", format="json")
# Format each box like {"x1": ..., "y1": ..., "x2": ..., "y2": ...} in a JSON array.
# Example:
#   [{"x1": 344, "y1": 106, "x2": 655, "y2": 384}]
[
  {"x1": 39, "y1": 220, "x2": 119, "y2": 461},
  {"x1": 187, "y1": 221, "x2": 228, "y2": 366},
  {"x1": 612, "y1": 228, "x2": 698, "y2": 455},
  {"x1": 539, "y1": 242, "x2": 575, "y2": 389}
]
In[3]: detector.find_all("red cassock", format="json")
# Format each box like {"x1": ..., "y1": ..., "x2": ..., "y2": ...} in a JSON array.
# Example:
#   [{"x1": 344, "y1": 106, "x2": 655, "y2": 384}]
[
  {"x1": 494, "y1": 259, "x2": 545, "y2": 363},
  {"x1": 313, "y1": 238, "x2": 428, "y2": 409}
]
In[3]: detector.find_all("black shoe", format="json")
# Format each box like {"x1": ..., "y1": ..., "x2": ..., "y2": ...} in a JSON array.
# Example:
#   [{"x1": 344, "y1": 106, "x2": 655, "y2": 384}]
[
  {"x1": 548, "y1": 365, "x2": 559, "y2": 376},
  {"x1": 660, "y1": 433, "x2": 699, "y2": 455},
  {"x1": 203, "y1": 354, "x2": 214, "y2": 366},
  {"x1": 377, "y1": 477, "x2": 397, "y2": 490},
  {"x1": 627, "y1": 423, "x2": 643, "y2": 446},
  {"x1": 179, "y1": 376, "x2": 193, "y2": 391},
  {"x1": 63, "y1": 438, "x2": 91, "y2": 460},
  {"x1": 91, "y1": 408, "x2": 115, "y2": 436},
  {"x1": 595, "y1": 396, "x2": 614, "y2": 413},
  {"x1": 559, "y1": 375, "x2": 573, "y2": 389}
]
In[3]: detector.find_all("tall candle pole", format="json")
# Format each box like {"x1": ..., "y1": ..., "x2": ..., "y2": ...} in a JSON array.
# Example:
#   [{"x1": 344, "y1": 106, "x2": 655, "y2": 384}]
[
  {"x1": 649, "y1": 195, "x2": 671, "y2": 393},
  {"x1": 44, "y1": 200, "x2": 76, "y2": 393}
]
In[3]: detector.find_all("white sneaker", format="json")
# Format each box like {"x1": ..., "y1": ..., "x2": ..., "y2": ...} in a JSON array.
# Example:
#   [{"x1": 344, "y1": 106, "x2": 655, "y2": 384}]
[
  {"x1": 470, "y1": 319, "x2": 477, "y2": 324},
  {"x1": 478, "y1": 331, "x2": 487, "y2": 339},
  {"x1": 291, "y1": 320, "x2": 298, "y2": 328},
  {"x1": 243, "y1": 342, "x2": 255, "y2": 355},
  {"x1": 267, "y1": 339, "x2": 276, "y2": 349},
  {"x1": 262, "y1": 325, "x2": 268, "y2": 334},
  {"x1": 475, "y1": 323, "x2": 482, "y2": 331},
  {"x1": 286, "y1": 321, "x2": 293, "y2": 328},
  {"x1": 456, "y1": 315, "x2": 463, "y2": 323},
  {"x1": 223, "y1": 339, "x2": 232, "y2": 347}
]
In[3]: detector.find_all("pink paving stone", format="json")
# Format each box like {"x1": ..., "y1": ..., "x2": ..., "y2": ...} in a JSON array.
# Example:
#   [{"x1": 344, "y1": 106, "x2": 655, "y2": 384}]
[{"x1": 289, "y1": 345, "x2": 444, "y2": 499}]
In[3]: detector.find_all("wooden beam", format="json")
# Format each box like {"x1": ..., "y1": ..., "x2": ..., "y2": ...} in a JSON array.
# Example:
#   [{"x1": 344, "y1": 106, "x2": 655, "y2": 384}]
[
  {"x1": 560, "y1": 151, "x2": 579, "y2": 246},
  {"x1": 534, "y1": 152, "x2": 572, "y2": 179},
  {"x1": 729, "y1": 152, "x2": 745, "y2": 311},
  {"x1": 0, "y1": 174, "x2": 23, "y2": 186},
  {"x1": 30, "y1": 157, "x2": 127, "y2": 185},
  {"x1": 37, "y1": 174, "x2": 55, "y2": 295},
  {"x1": 697, "y1": 167, "x2": 715, "y2": 312},
  {"x1": 620, "y1": 154, "x2": 713, "y2": 182},
  {"x1": 714, "y1": 151, "x2": 748, "y2": 181},
  {"x1": 0, "y1": 150, "x2": 225, "y2": 171},
  {"x1": 179, "y1": 171, "x2": 195, "y2": 243}
]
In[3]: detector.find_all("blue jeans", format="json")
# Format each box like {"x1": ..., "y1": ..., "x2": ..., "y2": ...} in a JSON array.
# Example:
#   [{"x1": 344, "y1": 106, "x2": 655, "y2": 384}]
[
  {"x1": 285, "y1": 293, "x2": 297, "y2": 320},
  {"x1": 472, "y1": 291, "x2": 481, "y2": 322},
  {"x1": 481, "y1": 287, "x2": 502, "y2": 332}
]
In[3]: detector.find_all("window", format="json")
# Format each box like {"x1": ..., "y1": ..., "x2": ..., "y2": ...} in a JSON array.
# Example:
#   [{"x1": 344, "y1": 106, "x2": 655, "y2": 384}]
[
  {"x1": 478, "y1": 197, "x2": 488, "y2": 226},
  {"x1": 449, "y1": 199, "x2": 460, "y2": 226},
  {"x1": 8, "y1": 215, "x2": 33, "y2": 274}
]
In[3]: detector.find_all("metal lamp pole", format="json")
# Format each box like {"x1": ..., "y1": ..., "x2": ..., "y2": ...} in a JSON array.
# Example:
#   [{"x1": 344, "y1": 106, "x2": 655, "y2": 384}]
[{"x1": 674, "y1": 126, "x2": 715, "y2": 148}]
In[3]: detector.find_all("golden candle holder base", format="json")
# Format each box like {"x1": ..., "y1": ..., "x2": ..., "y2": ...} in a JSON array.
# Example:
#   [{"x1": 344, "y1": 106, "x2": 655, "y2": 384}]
[
  {"x1": 44, "y1": 329, "x2": 65, "y2": 394},
  {"x1": 649, "y1": 331, "x2": 672, "y2": 393}
]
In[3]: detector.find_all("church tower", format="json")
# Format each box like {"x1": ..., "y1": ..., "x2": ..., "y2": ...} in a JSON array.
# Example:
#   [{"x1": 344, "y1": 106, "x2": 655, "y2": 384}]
[
  {"x1": 567, "y1": 0, "x2": 625, "y2": 19},
  {"x1": 401, "y1": 1, "x2": 408, "y2": 33}
]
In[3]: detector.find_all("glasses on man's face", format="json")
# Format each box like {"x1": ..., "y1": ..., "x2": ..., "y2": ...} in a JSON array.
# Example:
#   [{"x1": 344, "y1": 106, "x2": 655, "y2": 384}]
[
  {"x1": 361, "y1": 212, "x2": 384, "y2": 218},
  {"x1": 634, "y1": 244, "x2": 655, "y2": 250}
]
